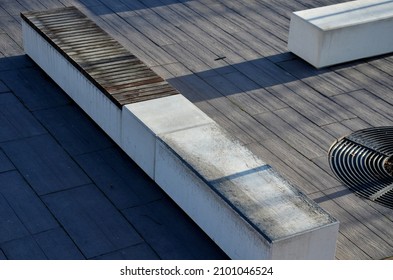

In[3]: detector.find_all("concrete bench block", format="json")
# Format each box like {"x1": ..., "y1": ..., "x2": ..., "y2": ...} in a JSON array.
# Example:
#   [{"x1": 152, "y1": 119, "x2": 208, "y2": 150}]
[
  {"x1": 155, "y1": 123, "x2": 339, "y2": 259},
  {"x1": 121, "y1": 95, "x2": 214, "y2": 178},
  {"x1": 22, "y1": 21, "x2": 122, "y2": 145},
  {"x1": 288, "y1": 0, "x2": 393, "y2": 68}
]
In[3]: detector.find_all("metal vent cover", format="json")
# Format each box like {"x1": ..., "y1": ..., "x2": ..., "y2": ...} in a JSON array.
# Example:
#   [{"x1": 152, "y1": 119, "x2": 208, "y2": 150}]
[{"x1": 328, "y1": 126, "x2": 393, "y2": 209}]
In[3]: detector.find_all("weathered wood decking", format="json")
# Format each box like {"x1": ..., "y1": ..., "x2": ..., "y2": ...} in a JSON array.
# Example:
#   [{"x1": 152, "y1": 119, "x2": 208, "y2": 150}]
[{"x1": 1, "y1": 0, "x2": 393, "y2": 259}]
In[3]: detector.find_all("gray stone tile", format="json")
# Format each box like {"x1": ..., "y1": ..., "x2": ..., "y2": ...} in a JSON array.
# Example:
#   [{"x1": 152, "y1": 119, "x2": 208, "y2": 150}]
[
  {"x1": 0, "y1": 193, "x2": 28, "y2": 243},
  {"x1": 0, "y1": 80, "x2": 9, "y2": 93},
  {"x1": 42, "y1": 184, "x2": 143, "y2": 259},
  {"x1": 75, "y1": 147, "x2": 162, "y2": 209},
  {"x1": 0, "y1": 171, "x2": 58, "y2": 234},
  {"x1": 1, "y1": 134, "x2": 91, "y2": 195},
  {"x1": 91, "y1": 243, "x2": 159, "y2": 260},
  {"x1": 122, "y1": 198, "x2": 228, "y2": 260},
  {"x1": 34, "y1": 105, "x2": 113, "y2": 156},
  {"x1": 0, "y1": 149, "x2": 14, "y2": 172},
  {"x1": 0, "y1": 249, "x2": 6, "y2": 260},
  {"x1": 0, "y1": 93, "x2": 46, "y2": 142},
  {"x1": 34, "y1": 228, "x2": 85, "y2": 260},
  {"x1": 1, "y1": 235, "x2": 47, "y2": 260},
  {"x1": 0, "y1": 68, "x2": 70, "y2": 111},
  {"x1": 0, "y1": 55, "x2": 34, "y2": 72}
]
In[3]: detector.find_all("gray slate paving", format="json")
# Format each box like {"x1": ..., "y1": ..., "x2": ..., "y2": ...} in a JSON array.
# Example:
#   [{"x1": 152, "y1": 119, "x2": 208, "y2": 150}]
[
  {"x1": 34, "y1": 228, "x2": 85, "y2": 260},
  {"x1": 122, "y1": 198, "x2": 227, "y2": 260},
  {"x1": 75, "y1": 148, "x2": 163, "y2": 210},
  {"x1": 0, "y1": 171, "x2": 58, "y2": 234},
  {"x1": 91, "y1": 243, "x2": 159, "y2": 260},
  {"x1": 42, "y1": 184, "x2": 143, "y2": 259},
  {"x1": 0, "y1": 93, "x2": 46, "y2": 142},
  {"x1": 34, "y1": 104, "x2": 114, "y2": 156},
  {"x1": 1, "y1": 235, "x2": 47, "y2": 260},
  {"x1": 1, "y1": 134, "x2": 92, "y2": 195}
]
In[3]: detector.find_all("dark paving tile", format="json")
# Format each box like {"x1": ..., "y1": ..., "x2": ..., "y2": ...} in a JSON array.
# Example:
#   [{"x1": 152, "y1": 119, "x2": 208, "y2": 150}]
[
  {"x1": 0, "y1": 149, "x2": 14, "y2": 172},
  {"x1": 75, "y1": 147, "x2": 162, "y2": 209},
  {"x1": 91, "y1": 243, "x2": 159, "y2": 260},
  {"x1": 42, "y1": 184, "x2": 143, "y2": 259},
  {"x1": 0, "y1": 80, "x2": 9, "y2": 92},
  {"x1": 0, "y1": 55, "x2": 34, "y2": 72},
  {"x1": 1, "y1": 235, "x2": 47, "y2": 260},
  {"x1": 34, "y1": 105, "x2": 113, "y2": 156},
  {"x1": 0, "y1": 171, "x2": 58, "y2": 234},
  {"x1": 0, "y1": 193, "x2": 28, "y2": 243},
  {"x1": 0, "y1": 67, "x2": 70, "y2": 111},
  {"x1": 123, "y1": 198, "x2": 228, "y2": 260},
  {"x1": 34, "y1": 228, "x2": 85, "y2": 260},
  {"x1": 0, "y1": 93, "x2": 46, "y2": 142},
  {"x1": 1, "y1": 134, "x2": 91, "y2": 195},
  {"x1": 0, "y1": 249, "x2": 6, "y2": 260}
]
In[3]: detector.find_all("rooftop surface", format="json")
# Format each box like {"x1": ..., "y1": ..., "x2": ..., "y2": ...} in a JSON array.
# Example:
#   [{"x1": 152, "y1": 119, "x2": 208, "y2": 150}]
[{"x1": 1, "y1": 0, "x2": 393, "y2": 260}]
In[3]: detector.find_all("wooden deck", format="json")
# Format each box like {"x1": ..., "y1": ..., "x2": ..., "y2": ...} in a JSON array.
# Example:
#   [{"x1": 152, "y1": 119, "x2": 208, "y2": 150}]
[{"x1": 1, "y1": 0, "x2": 393, "y2": 259}]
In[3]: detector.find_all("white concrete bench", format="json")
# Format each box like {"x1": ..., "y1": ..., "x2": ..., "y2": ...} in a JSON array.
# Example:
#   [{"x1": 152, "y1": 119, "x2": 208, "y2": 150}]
[
  {"x1": 22, "y1": 6, "x2": 339, "y2": 259},
  {"x1": 288, "y1": 0, "x2": 393, "y2": 68}
]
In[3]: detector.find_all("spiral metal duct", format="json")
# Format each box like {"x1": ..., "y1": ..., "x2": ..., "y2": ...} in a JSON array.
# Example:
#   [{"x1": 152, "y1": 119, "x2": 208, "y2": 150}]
[{"x1": 328, "y1": 127, "x2": 393, "y2": 209}]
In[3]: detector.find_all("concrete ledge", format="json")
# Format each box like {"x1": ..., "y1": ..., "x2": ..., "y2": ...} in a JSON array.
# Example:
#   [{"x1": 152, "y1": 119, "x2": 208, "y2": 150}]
[
  {"x1": 122, "y1": 94, "x2": 214, "y2": 179},
  {"x1": 288, "y1": 0, "x2": 393, "y2": 68},
  {"x1": 156, "y1": 123, "x2": 339, "y2": 259},
  {"x1": 22, "y1": 6, "x2": 339, "y2": 259}
]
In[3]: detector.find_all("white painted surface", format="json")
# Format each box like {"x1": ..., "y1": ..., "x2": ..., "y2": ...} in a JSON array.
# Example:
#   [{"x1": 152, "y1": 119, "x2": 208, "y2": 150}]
[
  {"x1": 157, "y1": 123, "x2": 339, "y2": 259},
  {"x1": 121, "y1": 95, "x2": 214, "y2": 178},
  {"x1": 288, "y1": 0, "x2": 393, "y2": 68},
  {"x1": 22, "y1": 22, "x2": 122, "y2": 145}
]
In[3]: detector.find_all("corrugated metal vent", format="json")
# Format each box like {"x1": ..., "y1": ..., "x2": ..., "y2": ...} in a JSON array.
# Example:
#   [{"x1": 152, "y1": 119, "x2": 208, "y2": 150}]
[{"x1": 328, "y1": 127, "x2": 393, "y2": 208}]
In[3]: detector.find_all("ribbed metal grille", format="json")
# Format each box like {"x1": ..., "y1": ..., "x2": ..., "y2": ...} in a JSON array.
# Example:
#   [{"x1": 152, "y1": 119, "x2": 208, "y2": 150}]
[
  {"x1": 21, "y1": 6, "x2": 179, "y2": 107},
  {"x1": 328, "y1": 127, "x2": 393, "y2": 208}
]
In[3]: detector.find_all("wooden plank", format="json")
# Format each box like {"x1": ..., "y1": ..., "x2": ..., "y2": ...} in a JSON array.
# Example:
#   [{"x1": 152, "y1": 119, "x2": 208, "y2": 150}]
[
  {"x1": 194, "y1": 100, "x2": 256, "y2": 145},
  {"x1": 260, "y1": 137, "x2": 341, "y2": 192},
  {"x1": 277, "y1": 59, "x2": 354, "y2": 96},
  {"x1": 36, "y1": 0, "x2": 66, "y2": 9},
  {"x1": 310, "y1": 190, "x2": 392, "y2": 259},
  {"x1": 121, "y1": 12, "x2": 176, "y2": 46},
  {"x1": 332, "y1": 92, "x2": 392, "y2": 127},
  {"x1": 203, "y1": 74, "x2": 269, "y2": 115},
  {"x1": 266, "y1": 84, "x2": 336, "y2": 126},
  {"x1": 0, "y1": 1, "x2": 25, "y2": 16},
  {"x1": 254, "y1": 111, "x2": 326, "y2": 159},
  {"x1": 180, "y1": 1, "x2": 242, "y2": 34},
  {"x1": 283, "y1": 80, "x2": 356, "y2": 122},
  {"x1": 0, "y1": 16, "x2": 23, "y2": 48},
  {"x1": 317, "y1": 187, "x2": 393, "y2": 259},
  {"x1": 341, "y1": 118, "x2": 371, "y2": 132},
  {"x1": 321, "y1": 122, "x2": 353, "y2": 139},
  {"x1": 274, "y1": 107, "x2": 336, "y2": 149},
  {"x1": 347, "y1": 89, "x2": 393, "y2": 122},
  {"x1": 0, "y1": 33, "x2": 23, "y2": 56},
  {"x1": 335, "y1": 67, "x2": 393, "y2": 104},
  {"x1": 246, "y1": 142, "x2": 321, "y2": 194},
  {"x1": 217, "y1": 0, "x2": 289, "y2": 42},
  {"x1": 86, "y1": 5, "x2": 175, "y2": 67},
  {"x1": 223, "y1": 71, "x2": 288, "y2": 111},
  {"x1": 162, "y1": 43, "x2": 218, "y2": 77}
]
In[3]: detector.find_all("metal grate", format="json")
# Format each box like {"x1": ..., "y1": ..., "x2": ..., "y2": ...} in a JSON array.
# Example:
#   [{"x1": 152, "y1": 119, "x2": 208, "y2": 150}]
[
  {"x1": 21, "y1": 6, "x2": 179, "y2": 107},
  {"x1": 328, "y1": 127, "x2": 393, "y2": 208}
]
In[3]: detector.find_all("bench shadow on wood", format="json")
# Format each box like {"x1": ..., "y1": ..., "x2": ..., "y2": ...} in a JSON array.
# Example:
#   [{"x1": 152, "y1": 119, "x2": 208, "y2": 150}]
[{"x1": 79, "y1": 0, "x2": 194, "y2": 14}]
